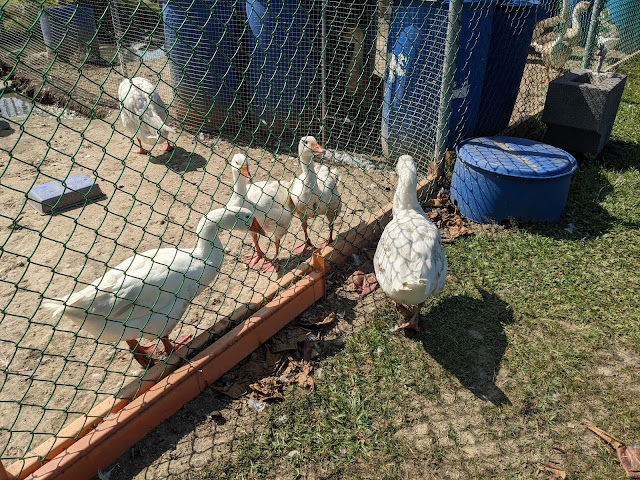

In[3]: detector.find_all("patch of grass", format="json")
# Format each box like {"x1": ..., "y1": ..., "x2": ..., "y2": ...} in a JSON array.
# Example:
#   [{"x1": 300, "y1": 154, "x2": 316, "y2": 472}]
[{"x1": 196, "y1": 59, "x2": 640, "y2": 479}]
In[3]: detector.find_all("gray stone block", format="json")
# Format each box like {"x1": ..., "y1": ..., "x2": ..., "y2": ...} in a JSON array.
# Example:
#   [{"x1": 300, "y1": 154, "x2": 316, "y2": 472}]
[
  {"x1": 542, "y1": 69, "x2": 627, "y2": 156},
  {"x1": 28, "y1": 174, "x2": 105, "y2": 215}
]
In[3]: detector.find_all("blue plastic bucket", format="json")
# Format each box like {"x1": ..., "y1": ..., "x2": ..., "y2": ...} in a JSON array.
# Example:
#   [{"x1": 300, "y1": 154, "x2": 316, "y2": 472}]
[
  {"x1": 163, "y1": 0, "x2": 243, "y2": 127},
  {"x1": 40, "y1": 6, "x2": 99, "y2": 59},
  {"x1": 245, "y1": 0, "x2": 322, "y2": 131},
  {"x1": 451, "y1": 136, "x2": 577, "y2": 223},
  {"x1": 381, "y1": 0, "x2": 494, "y2": 158},
  {"x1": 475, "y1": 0, "x2": 539, "y2": 136}
]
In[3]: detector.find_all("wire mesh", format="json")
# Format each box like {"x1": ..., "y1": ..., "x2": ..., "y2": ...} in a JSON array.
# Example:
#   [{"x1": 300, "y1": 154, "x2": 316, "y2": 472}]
[{"x1": 0, "y1": 0, "x2": 637, "y2": 474}]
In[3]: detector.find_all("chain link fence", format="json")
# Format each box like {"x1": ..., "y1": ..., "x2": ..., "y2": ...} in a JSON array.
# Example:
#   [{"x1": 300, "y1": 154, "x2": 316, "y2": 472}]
[{"x1": 0, "y1": 0, "x2": 637, "y2": 474}]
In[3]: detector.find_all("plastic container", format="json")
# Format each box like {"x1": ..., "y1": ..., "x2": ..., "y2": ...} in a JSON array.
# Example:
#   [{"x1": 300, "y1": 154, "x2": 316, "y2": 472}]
[
  {"x1": 163, "y1": 0, "x2": 243, "y2": 129},
  {"x1": 381, "y1": 0, "x2": 494, "y2": 159},
  {"x1": 607, "y1": 0, "x2": 640, "y2": 54},
  {"x1": 535, "y1": 0, "x2": 560, "y2": 21},
  {"x1": 451, "y1": 136, "x2": 578, "y2": 223},
  {"x1": 40, "y1": 6, "x2": 99, "y2": 61},
  {"x1": 474, "y1": 0, "x2": 539, "y2": 136},
  {"x1": 245, "y1": 0, "x2": 322, "y2": 132}
]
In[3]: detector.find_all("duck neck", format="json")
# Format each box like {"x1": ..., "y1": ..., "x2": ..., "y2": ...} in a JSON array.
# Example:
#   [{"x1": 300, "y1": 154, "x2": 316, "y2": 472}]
[
  {"x1": 232, "y1": 167, "x2": 248, "y2": 200},
  {"x1": 192, "y1": 216, "x2": 224, "y2": 262},
  {"x1": 300, "y1": 151, "x2": 317, "y2": 185},
  {"x1": 394, "y1": 172, "x2": 422, "y2": 214}
]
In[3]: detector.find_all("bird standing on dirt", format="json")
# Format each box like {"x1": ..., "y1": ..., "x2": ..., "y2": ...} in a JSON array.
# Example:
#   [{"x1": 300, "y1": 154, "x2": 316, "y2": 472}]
[
  {"x1": 288, "y1": 136, "x2": 342, "y2": 255},
  {"x1": 42, "y1": 206, "x2": 265, "y2": 368},
  {"x1": 227, "y1": 153, "x2": 294, "y2": 273},
  {"x1": 118, "y1": 77, "x2": 175, "y2": 154},
  {"x1": 373, "y1": 155, "x2": 447, "y2": 331}
]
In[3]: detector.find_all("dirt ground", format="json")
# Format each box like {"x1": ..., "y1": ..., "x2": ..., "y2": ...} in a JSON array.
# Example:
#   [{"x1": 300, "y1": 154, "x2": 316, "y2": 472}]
[{"x1": 0, "y1": 104, "x2": 397, "y2": 462}]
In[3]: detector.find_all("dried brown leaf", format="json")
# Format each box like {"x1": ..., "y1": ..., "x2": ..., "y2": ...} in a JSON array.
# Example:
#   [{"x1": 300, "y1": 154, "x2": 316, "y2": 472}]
[
  {"x1": 542, "y1": 462, "x2": 567, "y2": 480},
  {"x1": 249, "y1": 377, "x2": 284, "y2": 401},
  {"x1": 271, "y1": 327, "x2": 312, "y2": 353},
  {"x1": 315, "y1": 312, "x2": 336, "y2": 326},
  {"x1": 349, "y1": 270, "x2": 379, "y2": 297}
]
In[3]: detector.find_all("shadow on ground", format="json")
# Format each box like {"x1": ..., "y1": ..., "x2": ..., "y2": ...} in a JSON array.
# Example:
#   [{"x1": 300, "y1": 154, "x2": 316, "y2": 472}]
[
  {"x1": 151, "y1": 148, "x2": 208, "y2": 174},
  {"x1": 418, "y1": 288, "x2": 514, "y2": 406},
  {"x1": 506, "y1": 139, "x2": 640, "y2": 239}
]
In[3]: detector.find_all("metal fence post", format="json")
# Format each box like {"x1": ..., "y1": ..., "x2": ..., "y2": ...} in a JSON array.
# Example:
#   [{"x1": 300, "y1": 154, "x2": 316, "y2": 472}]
[
  {"x1": 434, "y1": 0, "x2": 462, "y2": 164},
  {"x1": 582, "y1": 0, "x2": 605, "y2": 69}
]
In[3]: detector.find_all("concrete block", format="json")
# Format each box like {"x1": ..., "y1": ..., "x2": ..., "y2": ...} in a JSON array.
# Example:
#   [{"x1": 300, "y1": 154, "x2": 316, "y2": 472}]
[
  {"x1": 542, "y1": 69, "x2": 627, "y2": 156},
  {"x1": 28, "y1": 174, "x2": 105, "y2": 215}
]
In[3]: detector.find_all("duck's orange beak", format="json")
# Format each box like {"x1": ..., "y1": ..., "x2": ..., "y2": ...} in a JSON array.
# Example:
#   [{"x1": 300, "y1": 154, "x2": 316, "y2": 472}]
[
  {"x1": 249, "y1": 217, "x2": 266, "y2": 236},
  {"x1": 312, "y1": 141, "x2": 325, "y2": 155},
  {"x1": 240, "y1": 164, "x2": 251, "y2": 179}
]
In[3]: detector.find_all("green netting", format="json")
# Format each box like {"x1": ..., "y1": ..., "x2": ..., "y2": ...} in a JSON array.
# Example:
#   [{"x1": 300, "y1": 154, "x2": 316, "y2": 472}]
[{"x1": 0, "y1": 0, "x2": 637, "y2": 473}]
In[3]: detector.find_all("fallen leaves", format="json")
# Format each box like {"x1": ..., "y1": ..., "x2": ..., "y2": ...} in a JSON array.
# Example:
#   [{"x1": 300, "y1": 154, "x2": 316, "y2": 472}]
[
  {"x1": 347, "y1": 270, "x2": 379, "y2": 297},
  {"x1": 541, "y1": 462, "x2": 567, "y2": 480},
  {"x1": 425, "y1": 189, "x2": 473, "y2": 243},
  {"x1": 213, "y1": 316, "x2": 336, "y2": 403},
  {"x1": 588, "y1": 425, "x2": 640, "y2": 479}
]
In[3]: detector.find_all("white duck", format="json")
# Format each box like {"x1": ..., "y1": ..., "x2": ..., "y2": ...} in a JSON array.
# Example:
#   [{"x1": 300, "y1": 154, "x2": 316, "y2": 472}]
[
  {"x1": 288, "y1": 136, "x2": 342, "y2": 254},
  {"x1": 531, "y1": 0, "x2": 571, "y2": 45},
  {"x1": 373, "y1": 155, "x2": 447, "y2": 331},
  {"x1": 118, "y1": 77, "x2": 175, "y2": 155},
  {"x1": 42, "y1": 206, "x2": 265, "y2": 368},
  {"x1": 228, "y1": 153, "x2": 294, "y2": 273},
  {"x1": 531, "y1": 1, "x2": 591, "y2": 81}
]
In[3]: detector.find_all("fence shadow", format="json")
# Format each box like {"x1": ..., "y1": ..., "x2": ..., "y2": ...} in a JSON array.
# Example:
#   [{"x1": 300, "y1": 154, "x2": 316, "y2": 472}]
[{"x1": 418, "y1": 288, "x2": 514, "y2": 406}]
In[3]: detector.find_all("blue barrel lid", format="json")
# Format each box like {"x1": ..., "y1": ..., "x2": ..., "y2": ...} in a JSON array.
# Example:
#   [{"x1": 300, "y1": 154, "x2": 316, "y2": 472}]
[{"x1": 456, "y1": 137, "x2": 577, "y2": 179}]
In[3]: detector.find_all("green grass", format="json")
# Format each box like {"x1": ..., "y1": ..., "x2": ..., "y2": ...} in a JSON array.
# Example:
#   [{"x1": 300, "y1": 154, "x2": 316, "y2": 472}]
[{"x1": 196, "y1": 58, "x2": 640, "y2": 479}]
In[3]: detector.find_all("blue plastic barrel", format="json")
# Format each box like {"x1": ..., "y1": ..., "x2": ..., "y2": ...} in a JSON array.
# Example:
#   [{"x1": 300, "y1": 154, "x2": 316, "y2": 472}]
[
  {"x1": 245, "y1": 0, "x2": 322, "y2": 130},
  {"x1": 381, "y1": 0, "x2": 494, "y2": 158},
  {"x1": 475, "y1": 0, "x2": 539, "y2": 136},
  {"x1": 608, "y1": 0, "x2": 639, "y2": 54},
  {"x1": 40, "y1": 6, "x2": 99, "y2": 59},
  {"x1": 163, "y1": 0, "x2": 242, "y2": 127},
  {"x1": 451, "y1": 137, "x2": 577, "y2": 223}
]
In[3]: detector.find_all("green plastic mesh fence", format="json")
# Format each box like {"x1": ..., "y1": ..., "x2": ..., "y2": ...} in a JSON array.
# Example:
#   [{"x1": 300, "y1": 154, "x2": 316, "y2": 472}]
[{"x1": 0, "y1": 0, "x2": 637, "y2": 473}]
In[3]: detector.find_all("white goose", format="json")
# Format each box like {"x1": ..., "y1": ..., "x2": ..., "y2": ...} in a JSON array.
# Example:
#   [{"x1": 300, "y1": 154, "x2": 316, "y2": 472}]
[
  {"x1": 228, "y1": 153, "x2": 294, "y2": 273},
  {"x1": 118, "y1": 77, "x2": 175, "y2": 155},
  {"x1": 42, "y1": 206, "x2": 265, "y2": 367},
  {"x1": 288, "y1": 136, "x2": 342, "y2": 254},
  {"x1": 373, "y1": 155, "x2": 447, "y2": 331},
  {"x1": 531, "y1": 1, "x2": 591, "y2": 81}
]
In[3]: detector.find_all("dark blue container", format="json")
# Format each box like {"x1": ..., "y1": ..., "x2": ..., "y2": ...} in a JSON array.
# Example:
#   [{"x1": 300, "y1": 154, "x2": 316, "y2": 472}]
[
  {"x1": 163, "y1": 0, "x2": 242, "y2": 126},
  {"x1": 381, "y1": 0, "x2": 494, "y2": 158},
  {"x1": 451, "y1": 137, "x2": 577, "y2": 223},
  {"x1": 245, "y1": 0, "x2": 322, "y2": 130},
  {"x1": 40, "y1": 6, "x2": 99, "y2": 59},
  {"x1": 474, "y1": 0, "x2": 539, "y2": 136},
  {"x1": 535, "y1": 0, "x2": 560, "y2": 21}
]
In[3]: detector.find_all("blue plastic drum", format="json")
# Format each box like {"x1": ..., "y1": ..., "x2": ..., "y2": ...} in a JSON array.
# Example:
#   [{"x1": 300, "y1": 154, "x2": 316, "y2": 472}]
[
  {"x1": 381, "y1": 0, "x2": 494, "y2": 159},
  {"x1": 163, "y1": 0, "x2": 243, "y2": 127},
  {"x1": 40, "y1": 6, "x2": 99, "y2": 61},
  {"x1": 451, "y1": 137, "x2": 578, "y2": 223},
  {"x1": 245, "y1": 0, "x2": 322, "y2": 131},
  {"x1": 475, "y1": 0, "x2": 539, "y2": 136}
]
